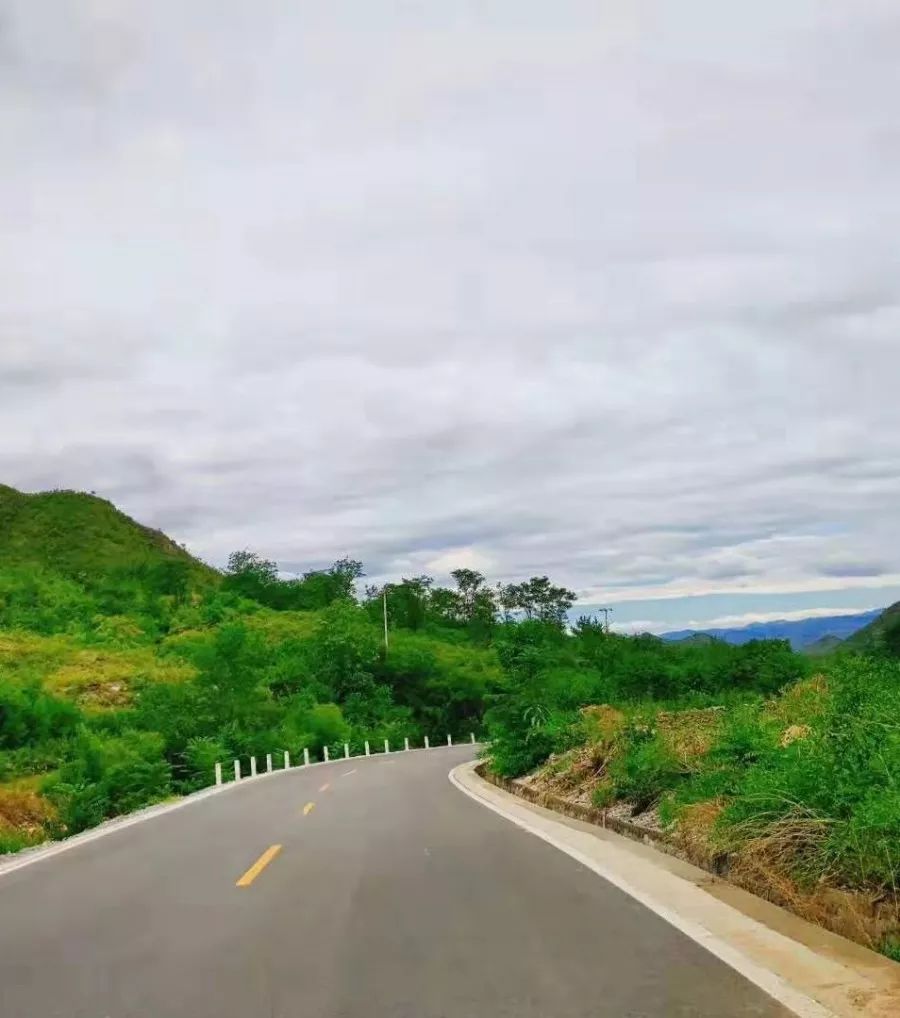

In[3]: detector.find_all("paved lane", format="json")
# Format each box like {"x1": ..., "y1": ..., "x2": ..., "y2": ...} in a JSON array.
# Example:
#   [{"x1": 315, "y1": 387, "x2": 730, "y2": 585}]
[{"x1": 0, "y1": 746, "x2": 790, "y2": 1017}]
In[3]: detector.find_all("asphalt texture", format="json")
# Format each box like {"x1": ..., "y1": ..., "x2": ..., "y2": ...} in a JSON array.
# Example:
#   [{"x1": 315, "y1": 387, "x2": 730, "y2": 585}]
[{"x1": 0, "y1": 746, "x2": 791, "y2": 1017}]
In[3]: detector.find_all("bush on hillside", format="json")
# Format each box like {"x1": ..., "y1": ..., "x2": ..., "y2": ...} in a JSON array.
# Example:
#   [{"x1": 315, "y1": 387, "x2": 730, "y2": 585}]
[
  {"x1": 182, "y1": 736, "x2": 230, "y2": 791},
  {"x1": 720, "y1": 657, "x2": 900, "y2": 888},
  {"x1": 0, "y1": 679, "x2": 79, "y2": 749},
  {"x1": 46, "y1": 730, "x2": 172, "y2": 834}
]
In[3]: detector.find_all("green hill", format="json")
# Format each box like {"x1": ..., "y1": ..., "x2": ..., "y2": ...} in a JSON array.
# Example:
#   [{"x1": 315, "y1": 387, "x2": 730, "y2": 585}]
[
  {"x1": 0, "y1": 484, "x2": 505, "y2": 854},
  {"x1": 673, "y1": 633, "x2": 720, "y2": 647},
  {"x1": 802, "y1": 634, "x2": 844, "y2": 657},
  {"x1": 843, "y1": 600, "x2": 900, "y2": 657},
  {"x1": 0, "y1": 485, "x2": 214, "y2": 582}
]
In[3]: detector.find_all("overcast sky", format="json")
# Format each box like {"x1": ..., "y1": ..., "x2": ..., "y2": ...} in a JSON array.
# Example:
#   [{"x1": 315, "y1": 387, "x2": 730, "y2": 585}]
[{"x1": 2, "y1": 1, "x2": 900, "y2": 632}]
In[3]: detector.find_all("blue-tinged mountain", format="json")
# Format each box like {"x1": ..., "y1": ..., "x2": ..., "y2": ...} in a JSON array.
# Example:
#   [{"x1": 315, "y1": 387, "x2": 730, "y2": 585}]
[{"x1": 661, "y1": 609, "x2": 883, "y2": 651}]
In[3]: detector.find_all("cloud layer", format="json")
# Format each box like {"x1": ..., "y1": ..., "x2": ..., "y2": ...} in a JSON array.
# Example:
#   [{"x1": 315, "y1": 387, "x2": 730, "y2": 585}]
[{"x1": 2, "y1": 2, "x2": 900, "y2": 625}]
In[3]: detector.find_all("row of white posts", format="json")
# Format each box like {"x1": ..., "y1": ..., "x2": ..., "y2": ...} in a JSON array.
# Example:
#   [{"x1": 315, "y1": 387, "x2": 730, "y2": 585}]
[{"x1": 214, "y1": 732, "x2": 478, "y2": 786}]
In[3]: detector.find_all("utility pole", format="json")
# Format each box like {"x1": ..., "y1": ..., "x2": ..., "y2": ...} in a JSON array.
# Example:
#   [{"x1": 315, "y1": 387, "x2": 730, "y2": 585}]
[
  {"x1": 383, "y1": 586, "x2": 389, "y2": 650},
  {"x1": 597, "y1": 607, "x2": 613, "y2": 633}
]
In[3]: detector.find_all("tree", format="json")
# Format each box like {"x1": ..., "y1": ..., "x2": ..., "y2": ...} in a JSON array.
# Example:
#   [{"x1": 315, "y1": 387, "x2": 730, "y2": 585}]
[
  {"x1": 391, "y1": 576, "x2": 433, "y2": 631},
  {"x1": 451, "y1": 569, "x2": 485, "y2": 615},
  {"x1": 325, "y1": 558, "x2": 365, "y2": 601},
  {"x1": 223, "y1": 550, "x2": 278, "y2": 603},
  {"x1": 223, "y1": 552, "x2": 363, "y2": 611},
  {"x1": 447, "y1": 568, "x2": 497, "y2": 639},
  {"x1": 307, "y1": 601, "x2": 380, "y2": 699},
  {"x1": 225, "y1": 550, "x2": 278, "y2": 583},
  {"x1": 503, "y1": 576, "x2": 575, "y2": 626},
  {"x1": 428, "y1": 586, "x2": 463, "y2": 627},
  {"x1": 496, "y1": 581, "x2": 516, "y2": 622}
]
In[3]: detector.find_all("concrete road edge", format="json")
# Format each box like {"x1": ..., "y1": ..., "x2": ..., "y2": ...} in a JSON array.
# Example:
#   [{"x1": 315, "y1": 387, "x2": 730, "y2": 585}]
[{"x1": 450, "y1": 760, "x2": 900, "y2": 1018}]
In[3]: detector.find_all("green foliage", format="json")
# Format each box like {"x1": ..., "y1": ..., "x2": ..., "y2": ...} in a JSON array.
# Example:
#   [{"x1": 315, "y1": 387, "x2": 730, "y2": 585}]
[
  {"x1": 4, "y1": 479, "x2": 894, "y2": 908},
  {"x1": 0, "y1": 567, "x2": 97, "y2": 634},
  {"x1": 484, "y1": 620, "x2": 806, "y2": 780},
  {"x1": 484, "y1": 624, "x2": 900, "y2": 901},
  {"x1": 306, "y1": 703, "x2": 351, "y2": 748},
  {"x1": 712, "y1": 706, "x2": 779, "y2": 767},
  {"x1": 718, "y1": 658, "x2": 900, "y2": 888},
  {"x1": 183, "y1": 736, "x2": 230, "y2": 790},
  {"x1": 881, "y1": 937, "x2": 900, "y2": 963},
  {"x1": 653, "y1": 706, "x2": 781, "y2": 827},
  {"x1": 0, "y1": 740, "x2": 69, "y2": 782},
  {"x1": 307, "y1": 602, "x2": 380, "y2": 697},
  {"x1": 0, "y1": 829, "x2": 44, "y2": 854},
  {"x1": 223, "y1": 550, "x2": 364, "y2": 612},
  {"x1": 0, "y1": 486, "x2": 213, "y2": 583},
  {"x1": 46, "y1": 730, "x2": 172, "y2": 833},
  {"x1": 607, "y1": 729, "x2": 682, "y2": 808},
  {"x1": 843, "y1": 600, "x2": 900, "y2": 658},
  {"x1": 0, "y1": 679, "x2": 79, "y2": 749},
  {"x1": 591, "y1": 783, "x2": 616, "y2": 809},
  {"x1": 377, "y1": 630, "x2": 498, "y2": 738},
  {"x1": 0, "y1": 486, "x2": 216, "y2": 640},
  {"x1": 501, "y1": 576, "x2": 576, "y2": 625}
]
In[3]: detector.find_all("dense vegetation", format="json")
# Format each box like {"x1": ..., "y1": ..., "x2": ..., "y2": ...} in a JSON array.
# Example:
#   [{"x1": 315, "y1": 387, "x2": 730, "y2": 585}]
[
  {"x1": 0, "y1": 486, "x2": 572, "y2": 850},
  {"x1": 843, "y1": 600, "x2": 900, "y2": 657},
  {"x1": 484, "y1": 613, "x2": 900, "y2": 955},
  {"x1": 2, "y1": 485, "x2": 898, "y2": 956}
]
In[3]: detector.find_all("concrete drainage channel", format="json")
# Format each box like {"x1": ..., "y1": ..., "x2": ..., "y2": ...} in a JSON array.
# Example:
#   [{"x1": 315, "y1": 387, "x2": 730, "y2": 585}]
[
  {"x1": 0, "y1": 737, "x2": 479, "y2": 880},
  {"x1": 214, "y1": 732, "x2": 477, "y2": 786}
]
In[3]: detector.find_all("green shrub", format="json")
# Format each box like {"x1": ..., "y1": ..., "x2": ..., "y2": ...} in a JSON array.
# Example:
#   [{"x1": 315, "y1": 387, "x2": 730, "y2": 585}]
[
  {"x1": 306, "y1": 703, "x2": 350, "y2": 749},
  {"x1": 712, "y1": 706, "x2": 779, "y2": 767},
  {"x1": 0, "y1": 680, "x2": 80, "y2": 749},
  {"x1": 608, "y1": 730, "x2": 682, "y2": 808},
  {"x1": 0, "y1": 829, "x2": 44, "y2": 855},
  {"x1": 881, "y1": 937, "x2": 900, "y2": 963},
  {"x1": 46, "y1": 730, "x2": 172, "y2": 834},
  {"x1": 0, "y1": 740, "x2": 70, "y2": 782},
  {"x1": 591, "y1": 782, "x2": 616, "y2": 809},
  {"x1": 719, "y1": 657, "x2": 900, "y2": 889},
  {"x1": 182, "y1": 736, "x2": 230, "y2": 791}
]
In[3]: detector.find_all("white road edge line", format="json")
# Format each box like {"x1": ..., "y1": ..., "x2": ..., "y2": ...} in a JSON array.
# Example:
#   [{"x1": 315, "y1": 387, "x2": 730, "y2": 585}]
[
  {"x1": 0, "y1": 745, "x2": 468, "y2": 881},
  {"x1": 448, "y1": 761, "x2": 835, "y2": 1018}
]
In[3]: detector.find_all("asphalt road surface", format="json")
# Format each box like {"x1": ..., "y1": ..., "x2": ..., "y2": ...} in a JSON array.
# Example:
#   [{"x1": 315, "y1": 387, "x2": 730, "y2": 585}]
[{"x1": 0, "y1": 746, "x2": 791, "y2": 1017}]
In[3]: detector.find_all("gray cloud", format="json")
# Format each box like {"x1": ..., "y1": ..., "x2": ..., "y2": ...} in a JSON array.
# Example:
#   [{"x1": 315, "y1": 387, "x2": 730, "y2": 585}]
[
  {"x1": 2, "y1": 1, "x2": 900, "y2": 617},
  {"x1": 817, "y1": 560, "x2": 886, "y2": 580}
]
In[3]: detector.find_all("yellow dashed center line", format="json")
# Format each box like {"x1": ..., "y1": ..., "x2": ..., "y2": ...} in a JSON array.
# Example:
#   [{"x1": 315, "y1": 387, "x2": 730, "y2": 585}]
[
  {"x1": 235, "y1": 844, "x2": 282, "y2": 887},
  {"x1": 319, "y1": 782, "x2": 331, "y2": 792},
  {"x1": 303, "y1": 801, "x2": 315, "y2": 815}
]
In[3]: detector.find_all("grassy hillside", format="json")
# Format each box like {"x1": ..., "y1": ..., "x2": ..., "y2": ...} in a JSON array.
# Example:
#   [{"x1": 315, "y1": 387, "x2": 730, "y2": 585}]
[
  {"x1": 0, "y1": 485, "x2": 219, "y2": 640},
  {"x1": 484, "y1": 625, "x2": 900, "y2": 956},
  {"x1": 0, "y1": 485, "x2": 508, "y2": 854},
  {"x1": 843, "y1": 600, "x2": 900, "y2": 656},
  {"x1": 0, "y1": 485, "x2": 214, "y2": 581},
  {"x1": 802, "y1": 634, "x2": 844, "y2": 657}
]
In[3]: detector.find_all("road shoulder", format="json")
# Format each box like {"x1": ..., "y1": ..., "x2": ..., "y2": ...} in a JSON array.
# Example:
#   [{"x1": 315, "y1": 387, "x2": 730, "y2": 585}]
[{"x1": 450, "y1": 760, "x2": 900, "y2": 1018}]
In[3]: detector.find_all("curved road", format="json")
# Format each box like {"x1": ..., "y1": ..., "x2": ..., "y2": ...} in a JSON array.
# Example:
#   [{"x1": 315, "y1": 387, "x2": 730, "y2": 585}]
[{"x1": 0, "y1": 746, "x2": 789, "y2": 1017}]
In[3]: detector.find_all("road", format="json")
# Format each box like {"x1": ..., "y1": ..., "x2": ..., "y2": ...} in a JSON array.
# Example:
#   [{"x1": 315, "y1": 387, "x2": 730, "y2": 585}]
[{"x1": 0, "y1": 746, "x2": 790, "y2": 1017}]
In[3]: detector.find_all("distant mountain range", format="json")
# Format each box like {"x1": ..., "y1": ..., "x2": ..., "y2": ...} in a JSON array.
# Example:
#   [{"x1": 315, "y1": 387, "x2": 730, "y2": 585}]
[{"x1": 661, "y1": 609, "x2": 884, "y2": 650}]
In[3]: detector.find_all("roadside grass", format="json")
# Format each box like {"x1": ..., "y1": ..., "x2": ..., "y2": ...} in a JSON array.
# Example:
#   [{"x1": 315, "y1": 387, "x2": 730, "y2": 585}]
[
  {"x1": 0, "y1": 775, "x2": 57, "y2": 852},
  {"x1": 498, "y1": 656, "x2": 900, "y2": 956}
]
